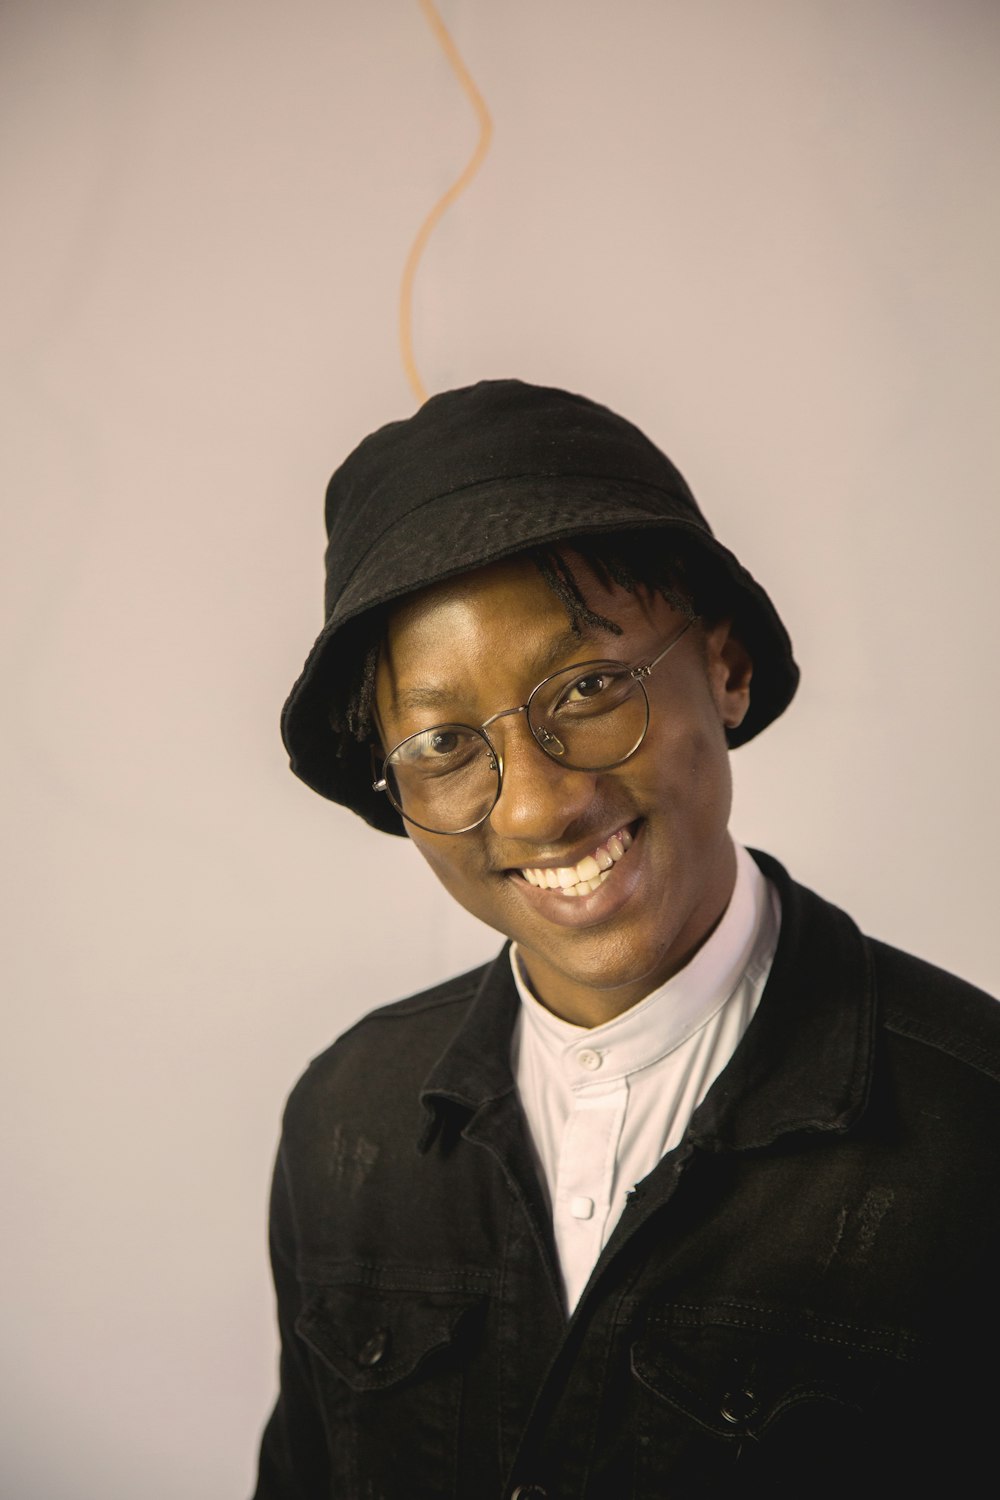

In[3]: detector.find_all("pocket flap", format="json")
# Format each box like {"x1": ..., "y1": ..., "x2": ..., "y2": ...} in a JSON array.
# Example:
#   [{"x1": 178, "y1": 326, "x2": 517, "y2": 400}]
[
  {"x1": 296, "y1": 1284, "x2": 482, "y2": 1393},
  {"x1": 630, "y1": 1302, "x2": 918, "y2": 1440}
]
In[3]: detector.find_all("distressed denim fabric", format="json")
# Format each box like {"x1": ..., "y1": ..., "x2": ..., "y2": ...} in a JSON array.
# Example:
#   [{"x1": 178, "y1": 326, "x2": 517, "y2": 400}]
[{"x1": 253, "y1": 852, "x2": 1000, "y2": 1499}]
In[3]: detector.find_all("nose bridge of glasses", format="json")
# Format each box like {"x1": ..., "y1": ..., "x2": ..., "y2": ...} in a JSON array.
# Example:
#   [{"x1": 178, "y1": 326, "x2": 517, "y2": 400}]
[
  {"x1": 479, "y1": 701, "x2": 568, "y2": 762},
  {"x1": 479, "y1": 702, "x2": 528, "y2": 737}
]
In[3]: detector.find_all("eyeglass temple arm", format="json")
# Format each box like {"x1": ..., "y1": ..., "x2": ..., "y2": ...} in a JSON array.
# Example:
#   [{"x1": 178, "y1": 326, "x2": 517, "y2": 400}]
[{"x1": 632, "y1": 614, "x2": 697, "y2": 679}]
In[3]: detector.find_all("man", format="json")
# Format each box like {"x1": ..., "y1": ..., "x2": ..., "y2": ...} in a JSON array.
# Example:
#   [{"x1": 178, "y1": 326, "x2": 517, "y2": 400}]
[{"x1": 254, "y1": 380, "x2": 1000, "y2": 1498}]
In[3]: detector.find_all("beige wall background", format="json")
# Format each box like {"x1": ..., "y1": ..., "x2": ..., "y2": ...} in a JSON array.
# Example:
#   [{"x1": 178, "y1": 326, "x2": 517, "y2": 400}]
[{"x1": 2, "y1": 1, "x2": 998, "y2": 1494}]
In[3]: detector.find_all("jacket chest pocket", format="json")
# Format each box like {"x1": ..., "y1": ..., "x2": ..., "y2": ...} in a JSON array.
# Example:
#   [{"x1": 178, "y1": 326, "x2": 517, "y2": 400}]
[
  {"x1": 296, "y1": 1282, "x2": 484, "y2": 1500},
  {"x1": 627, "y1": 1301, "x2": 922, "y2": 1499}
]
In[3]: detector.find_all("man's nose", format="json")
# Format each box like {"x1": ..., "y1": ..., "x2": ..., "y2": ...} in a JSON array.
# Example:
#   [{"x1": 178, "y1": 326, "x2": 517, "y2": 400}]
[{"x1": 486, "y1": 715, "x2": 598, "y2": 842}]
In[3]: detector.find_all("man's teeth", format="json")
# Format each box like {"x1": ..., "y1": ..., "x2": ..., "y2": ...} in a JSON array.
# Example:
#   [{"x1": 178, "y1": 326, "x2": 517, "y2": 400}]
[{"x1": 521, "y1": 827, "x2": 634, "y2": 898}]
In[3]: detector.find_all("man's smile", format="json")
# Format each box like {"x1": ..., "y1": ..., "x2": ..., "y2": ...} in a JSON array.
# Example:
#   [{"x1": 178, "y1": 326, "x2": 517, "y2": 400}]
[
  {"x1": 513, "y1": 822, "x2": 637, "y2": 898},
  {"x1": 500, "y1": 819, "x2": 649, "y2": 933}
]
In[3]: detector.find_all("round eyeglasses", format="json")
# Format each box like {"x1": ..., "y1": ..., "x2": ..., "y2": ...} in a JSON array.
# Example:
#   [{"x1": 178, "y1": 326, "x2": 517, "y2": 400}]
[{"x1": 372, "y1": 615, "x2": 697, "y2": 835}]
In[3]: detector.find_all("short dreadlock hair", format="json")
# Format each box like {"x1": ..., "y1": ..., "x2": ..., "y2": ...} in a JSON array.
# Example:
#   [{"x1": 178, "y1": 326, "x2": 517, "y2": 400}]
[{"x1": 333, "y1": 529, "x2": 731, "y2": 755}]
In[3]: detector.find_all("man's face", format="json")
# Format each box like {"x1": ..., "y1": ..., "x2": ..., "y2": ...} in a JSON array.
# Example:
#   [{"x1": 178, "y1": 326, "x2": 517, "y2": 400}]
[{"x1": 373, "y1": 552, "x2": 753, "y2": 1025}]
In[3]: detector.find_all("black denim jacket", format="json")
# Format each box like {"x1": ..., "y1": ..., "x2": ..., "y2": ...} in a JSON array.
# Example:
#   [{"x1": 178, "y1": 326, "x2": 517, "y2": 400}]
[{"x1": 254, "y1": 853, "x2": 1000, "y2": 1499}]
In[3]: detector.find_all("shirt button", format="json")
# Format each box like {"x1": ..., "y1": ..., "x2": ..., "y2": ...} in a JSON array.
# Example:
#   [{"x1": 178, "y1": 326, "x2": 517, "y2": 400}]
[
  {"x1": 576, "y1": 1048, "x2": 602, "y2": 1071},
  {"x1": 569, "y1": 1196, "x2": 594, "y2": 1219}
]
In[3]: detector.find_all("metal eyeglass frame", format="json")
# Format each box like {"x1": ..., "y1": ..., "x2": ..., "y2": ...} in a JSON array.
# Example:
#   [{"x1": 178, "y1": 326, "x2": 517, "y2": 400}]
[{"x1": 371, "y1": 614, "x2": 698, "y2": 835}]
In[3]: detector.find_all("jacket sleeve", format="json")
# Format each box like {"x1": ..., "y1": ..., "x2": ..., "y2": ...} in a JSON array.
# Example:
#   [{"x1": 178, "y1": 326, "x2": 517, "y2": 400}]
[{"x1": 251, "y1": 1139, "x2": 331, "y2": 1499}]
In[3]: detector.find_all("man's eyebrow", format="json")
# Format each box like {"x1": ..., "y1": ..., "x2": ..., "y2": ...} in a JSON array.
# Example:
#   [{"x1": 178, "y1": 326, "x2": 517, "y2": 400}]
[
  {"x1": 530, "y1": 624, "x2": 622, "y2": 677},
  {"x1": 389, "y1": 624, "x2": 624, "y2": 716},
  {"x1": 390, "y1": 683, "x2": 462, "y2": 713}
]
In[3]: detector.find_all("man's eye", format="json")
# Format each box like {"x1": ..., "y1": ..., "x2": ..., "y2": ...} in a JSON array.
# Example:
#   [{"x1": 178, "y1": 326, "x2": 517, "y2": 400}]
[
  {"x1": 550, "y1": 666, "x2": 632, "y2": 717},
  {"x1": 564, "y1": 673, "x2": 609, "y2": 703},
  {"x1": 394, "y1": 726, "x2": 481, "y2": 773}
]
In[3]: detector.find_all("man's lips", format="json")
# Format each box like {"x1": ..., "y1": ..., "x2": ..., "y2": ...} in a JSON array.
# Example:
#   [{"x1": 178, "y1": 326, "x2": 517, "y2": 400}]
[{"x1": 510, "y1": 824, "x2": 637, "y2": 899}]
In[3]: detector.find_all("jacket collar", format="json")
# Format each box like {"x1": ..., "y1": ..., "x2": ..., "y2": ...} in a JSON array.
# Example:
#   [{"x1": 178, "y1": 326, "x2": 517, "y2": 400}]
[
  {"x1": 687, "y1": 850, "x2": 876, "y2": 1150},
  {"x1": 419, "y1": 946, "x2": 521, "y2": 1143},
  {"x1": 419, "y1": 851, "x2": 876, "y2": 1153}
]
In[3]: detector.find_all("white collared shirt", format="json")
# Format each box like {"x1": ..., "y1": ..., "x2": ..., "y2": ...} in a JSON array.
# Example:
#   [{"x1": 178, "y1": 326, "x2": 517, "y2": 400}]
[{"x1": 510, "y1": 842, "x2": 780, "y2": 1312}]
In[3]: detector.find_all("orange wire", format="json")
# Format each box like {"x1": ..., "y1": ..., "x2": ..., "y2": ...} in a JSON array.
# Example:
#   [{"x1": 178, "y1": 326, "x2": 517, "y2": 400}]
[{"x1": 399, "y1": 0, "x2": 494, "y2": 404}]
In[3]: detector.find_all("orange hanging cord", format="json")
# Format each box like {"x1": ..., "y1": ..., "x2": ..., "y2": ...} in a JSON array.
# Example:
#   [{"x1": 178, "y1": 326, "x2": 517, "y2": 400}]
[{"x1": 399, "y1": 0, "x2": 494, "y2": 404}]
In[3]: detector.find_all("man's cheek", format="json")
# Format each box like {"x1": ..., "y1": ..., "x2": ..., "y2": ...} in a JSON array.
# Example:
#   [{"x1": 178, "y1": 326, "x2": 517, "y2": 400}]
[{"x1": 411, "y1": 839, "x2": 488, "y2": 907}]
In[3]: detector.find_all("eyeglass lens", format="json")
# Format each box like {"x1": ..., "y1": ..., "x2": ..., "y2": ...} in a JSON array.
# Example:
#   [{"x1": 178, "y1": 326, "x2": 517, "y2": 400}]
[{"x1": 383, "y1": 661, "x2": 649, "y2": 834}]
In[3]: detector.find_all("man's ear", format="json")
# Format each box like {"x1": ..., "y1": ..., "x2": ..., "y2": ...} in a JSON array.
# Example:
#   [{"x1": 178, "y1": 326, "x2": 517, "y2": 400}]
[{"x1": 704, "y1": 619, "x2": 753, "y2": 731}]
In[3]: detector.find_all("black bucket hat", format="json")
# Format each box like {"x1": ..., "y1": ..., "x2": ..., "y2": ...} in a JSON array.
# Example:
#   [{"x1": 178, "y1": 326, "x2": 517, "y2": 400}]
[{"x1": 282, "y1": 379, "x2": 799, "y2": 834}]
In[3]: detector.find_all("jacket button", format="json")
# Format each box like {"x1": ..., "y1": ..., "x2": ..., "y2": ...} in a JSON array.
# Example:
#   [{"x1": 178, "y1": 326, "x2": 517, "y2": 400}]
[
  {"x1": 510, "y1": 1487, "x2": 548, "y2": 1499},
  {"x1": 357, "y1": 1327, "x2": 390, "y2": 1366},
  {"x1": 720, "y1": 1388, "x2": 759, "y2": 1425}
]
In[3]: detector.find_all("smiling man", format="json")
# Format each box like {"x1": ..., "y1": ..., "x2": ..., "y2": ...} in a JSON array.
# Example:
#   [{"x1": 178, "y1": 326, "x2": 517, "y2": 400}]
[{"x1": 254, "y1": 380, "x2": 1000, "y2": 1499}]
